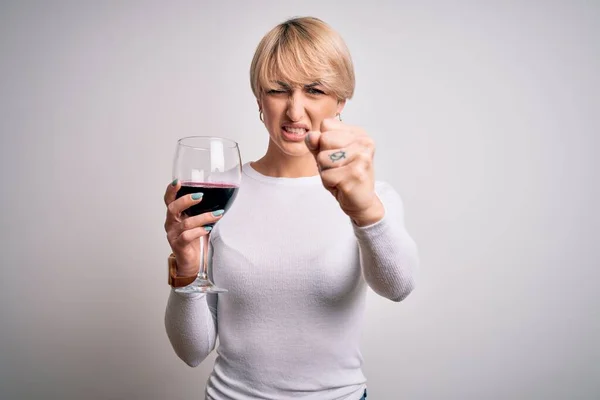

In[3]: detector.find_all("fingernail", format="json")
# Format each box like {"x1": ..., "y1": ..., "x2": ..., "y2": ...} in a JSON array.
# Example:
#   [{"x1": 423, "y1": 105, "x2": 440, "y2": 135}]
[
  {"x1": 191, "y1": 193, "x2": 203, "y2": 200},
  {"x1": 204, "y1": 226, "x2": 213, "y2": 232},
  {"x1": 171, "y1": 179, "x2": 178, "y2": 186},
  {"x1": 212, "y1": 209, "x2": 225, "y2": 217},
  {"x1": 305, "y1": 132, "x2": 314, "y2": 149}
]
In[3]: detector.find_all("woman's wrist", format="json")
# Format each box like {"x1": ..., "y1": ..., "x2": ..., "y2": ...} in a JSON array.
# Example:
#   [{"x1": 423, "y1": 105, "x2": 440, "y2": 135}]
[
  {"x1": 172, "y1": 254, "x2": 199, "y2": 276},
  {"x1": 350, "y1": 197, "x2": 385, "y2": 227},
  {"x1": 168, "y1": 254, "x2": 199, "y2": 287},
  {"x1": 177, "y1": 264, "x2": 199, "y2": 277}
]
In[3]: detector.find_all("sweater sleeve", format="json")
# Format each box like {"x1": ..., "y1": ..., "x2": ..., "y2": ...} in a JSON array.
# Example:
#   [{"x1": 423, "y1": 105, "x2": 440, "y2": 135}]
[
  {"x1": 164, "y1": 291, "x2": 218, "y2": 367},
  {"x1": 164, "y1": 244, "x2": 219, "y2": 367},
  {"x1": 352, "y1": 182, "x2": 419, "y2": 302}
]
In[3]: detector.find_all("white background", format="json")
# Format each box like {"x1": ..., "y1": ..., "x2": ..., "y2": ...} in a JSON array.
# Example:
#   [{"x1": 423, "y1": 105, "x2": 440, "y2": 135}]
[{"x1": 0, "y1": 1, "x2": 598, "y2": 399}]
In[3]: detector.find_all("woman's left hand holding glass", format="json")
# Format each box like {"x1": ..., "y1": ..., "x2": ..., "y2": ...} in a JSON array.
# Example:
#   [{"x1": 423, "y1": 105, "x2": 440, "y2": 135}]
[{"x1": 305, "y1": 117, "x2": 385, "y2": 227}]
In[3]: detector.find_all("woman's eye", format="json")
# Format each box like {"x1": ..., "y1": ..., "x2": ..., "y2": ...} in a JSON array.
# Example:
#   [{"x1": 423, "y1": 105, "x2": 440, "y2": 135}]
[{"x1": 307, "y1": 88, "x2": 325, "y2": 95}]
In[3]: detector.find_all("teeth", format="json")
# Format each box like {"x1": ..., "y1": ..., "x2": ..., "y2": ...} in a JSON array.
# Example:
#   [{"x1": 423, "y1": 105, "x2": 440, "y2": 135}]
[{"x1": 284, "y1": 127, "x2": 307, "y2": 135}]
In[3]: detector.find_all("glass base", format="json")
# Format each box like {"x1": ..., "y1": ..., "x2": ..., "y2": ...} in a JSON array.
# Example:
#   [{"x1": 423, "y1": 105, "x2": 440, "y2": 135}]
[{"x1": 174, "y1": 277, "x2": 228, "y2": 294}]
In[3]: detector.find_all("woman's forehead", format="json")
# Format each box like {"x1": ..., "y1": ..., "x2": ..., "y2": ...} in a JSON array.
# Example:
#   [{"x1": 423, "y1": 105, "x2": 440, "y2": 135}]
[{"x1": 264, "y1": 60, "x2": 327, "y2": 84}]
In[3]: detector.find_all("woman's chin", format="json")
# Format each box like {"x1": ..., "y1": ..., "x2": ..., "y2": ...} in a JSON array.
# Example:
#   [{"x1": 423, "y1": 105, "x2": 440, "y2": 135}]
[
  {"x1": 274, "y1": 138, "x2": 311, "y2": 157},
  {"x1": 283, "y1": 145, "x2": 312, "y2": 158}
]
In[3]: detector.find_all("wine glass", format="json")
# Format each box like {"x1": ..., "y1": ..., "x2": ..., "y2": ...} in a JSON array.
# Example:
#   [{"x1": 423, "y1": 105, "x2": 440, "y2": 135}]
[{"x1": 172, "y1": 136, "x2": 242, "y2": 294}]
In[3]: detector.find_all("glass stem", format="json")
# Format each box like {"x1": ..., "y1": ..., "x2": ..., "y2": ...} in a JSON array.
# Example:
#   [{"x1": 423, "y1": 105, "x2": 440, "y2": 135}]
[{"x1": 198, "y1": 232, "x2": 210, "y2": 281}]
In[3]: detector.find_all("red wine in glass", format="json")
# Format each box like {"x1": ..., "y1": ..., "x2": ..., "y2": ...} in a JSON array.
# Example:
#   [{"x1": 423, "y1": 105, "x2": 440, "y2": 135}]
[
  {"x1": 172, "y1": 136, "x2": 242, "y2": 294},
  {"x1": 176, "y1": 182, "x2": 239, "y2": 217}
]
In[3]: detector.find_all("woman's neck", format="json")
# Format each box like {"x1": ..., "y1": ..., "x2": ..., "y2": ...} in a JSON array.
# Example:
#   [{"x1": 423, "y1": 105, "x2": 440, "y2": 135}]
[{"x1": 251, "y1": 142, "x2": 319, "y2": 178}]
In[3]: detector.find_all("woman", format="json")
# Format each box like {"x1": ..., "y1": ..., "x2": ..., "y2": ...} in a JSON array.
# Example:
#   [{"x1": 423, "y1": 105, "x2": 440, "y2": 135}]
[{"x1": 164, "y1": 16, "x2": 419, "y2": 400}]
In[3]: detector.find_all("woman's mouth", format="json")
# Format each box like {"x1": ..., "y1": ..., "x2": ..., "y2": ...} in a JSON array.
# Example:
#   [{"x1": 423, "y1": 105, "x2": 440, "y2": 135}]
[{"x1": 281, "y1": 126, "x2": 309, "y2": 141}]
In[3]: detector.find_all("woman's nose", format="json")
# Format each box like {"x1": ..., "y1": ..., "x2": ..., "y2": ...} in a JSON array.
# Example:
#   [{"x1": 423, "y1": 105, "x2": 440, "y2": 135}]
[{"x1": 285, "y1": 90, "x2": 306, "y2": 122}]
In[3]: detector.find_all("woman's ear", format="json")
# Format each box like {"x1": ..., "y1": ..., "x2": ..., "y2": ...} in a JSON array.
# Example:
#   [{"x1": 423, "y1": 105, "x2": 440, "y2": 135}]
[{"x1": 336, "y1": 99, "x2": 346, "y2": 115}]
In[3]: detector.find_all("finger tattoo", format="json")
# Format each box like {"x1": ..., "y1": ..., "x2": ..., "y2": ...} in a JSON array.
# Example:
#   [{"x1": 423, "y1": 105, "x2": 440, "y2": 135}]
[{"x1": 329, "y1": 151, "x2": 346, "y2": 162}]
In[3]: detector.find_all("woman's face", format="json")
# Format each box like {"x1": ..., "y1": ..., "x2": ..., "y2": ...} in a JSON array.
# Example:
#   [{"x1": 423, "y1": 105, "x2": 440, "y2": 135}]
[{"x1": 258, "y1": 81, "x2": 345, "y2": 158}]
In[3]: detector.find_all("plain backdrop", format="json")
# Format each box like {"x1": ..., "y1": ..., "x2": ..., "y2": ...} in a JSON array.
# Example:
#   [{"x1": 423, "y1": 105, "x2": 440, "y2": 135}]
[{"x1": 0, "y1": 1, "x2": 598, "y2": 399}]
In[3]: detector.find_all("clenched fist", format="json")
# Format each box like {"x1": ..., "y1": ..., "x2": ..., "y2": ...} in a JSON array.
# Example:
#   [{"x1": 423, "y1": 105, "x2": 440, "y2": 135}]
[{"x1": 305, "y1": 118, "x2": 384, "y2": 226}]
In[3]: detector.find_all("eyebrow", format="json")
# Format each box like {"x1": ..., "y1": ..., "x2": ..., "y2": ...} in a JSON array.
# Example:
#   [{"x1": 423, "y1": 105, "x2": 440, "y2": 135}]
[
  {"x1": 274, "y1": 81, "x2": 322, "y2": 89},
  {"x1": 275, "y1": 81, "x2": 291, "y2": 89}
]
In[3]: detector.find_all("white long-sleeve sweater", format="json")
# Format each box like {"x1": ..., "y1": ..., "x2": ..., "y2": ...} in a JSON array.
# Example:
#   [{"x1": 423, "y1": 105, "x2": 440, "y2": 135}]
[{"x1": 165, "y1": 162, "x2": 419, "y2": 400}]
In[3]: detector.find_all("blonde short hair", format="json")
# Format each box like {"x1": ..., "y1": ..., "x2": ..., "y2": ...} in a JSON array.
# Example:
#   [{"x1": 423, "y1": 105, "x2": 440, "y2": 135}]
[{"x1": 250, "y1": 17, "x2": 355, "y2": 101}]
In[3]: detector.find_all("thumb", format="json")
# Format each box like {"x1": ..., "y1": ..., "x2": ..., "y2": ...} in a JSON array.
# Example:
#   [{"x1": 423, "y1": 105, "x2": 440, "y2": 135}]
[{"x1": 304, "y1": 130, "x2": 321, "y2": 157}]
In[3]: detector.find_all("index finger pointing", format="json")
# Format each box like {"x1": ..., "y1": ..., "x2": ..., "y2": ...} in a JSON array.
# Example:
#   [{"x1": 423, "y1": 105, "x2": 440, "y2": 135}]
[{"x1": 164, "y1": 179, "x2": 180, "y2": 206}]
